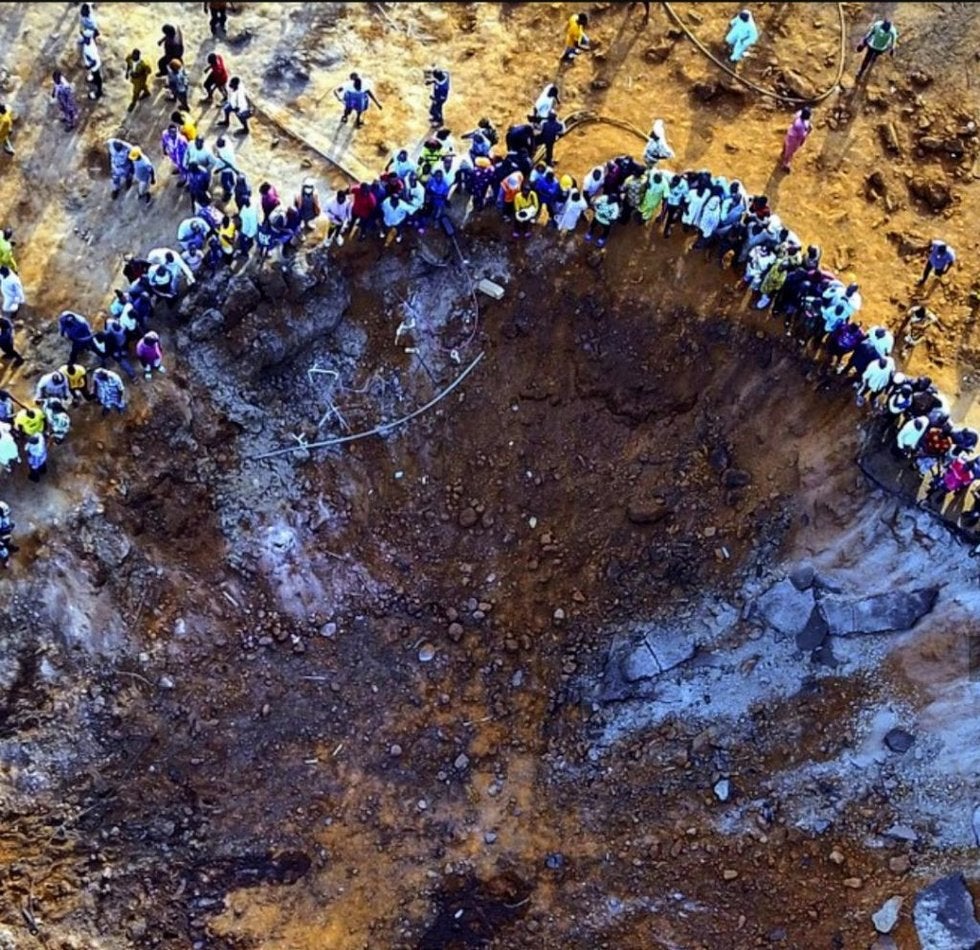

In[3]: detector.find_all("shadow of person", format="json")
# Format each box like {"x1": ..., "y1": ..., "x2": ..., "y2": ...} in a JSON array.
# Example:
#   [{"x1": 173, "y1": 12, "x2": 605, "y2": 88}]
[{"x1": 763, "y1": 160, "x2": 787, "y2": 205}]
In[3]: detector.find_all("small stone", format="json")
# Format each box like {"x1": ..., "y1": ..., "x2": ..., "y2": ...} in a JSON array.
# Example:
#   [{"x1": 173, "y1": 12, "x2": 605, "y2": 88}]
[
  {"x1": 454, "y1": 753, "x2": 470, "y2": 770},
  {"x1": 713, "y1": 779, "x2": 731, "y2": 802},
  {"x1": 545, "y1": 853, "x2": 564, "y2": 870},
  {"x1": 553, "y1": 608, "x2": 566, "y2": 622},
  {"x1": 703, "y1": 526, "x2": 717, "y2": 538},
  {"x1": 888, "y1": 855, "x2": 911, "y2": 874},
  {"x1": 458, "y1": 507, "x2": 478, "y2": 528},
  {"x1": 389, "y1": 744, "x2": 403, "y2": 757},
  {"x1": 158, "y1": 675, "x2": 175, "y2": 690},
  {"x1": 842, "y1": 877, "x2": 863, "y2": 889},
  {"x1": 484, "y1": 831, "x2": 497, "y2": 844},
  {"x1": 417, "y1": 799, "x2": 428, "y2": 811},
  {"x1": 829, "y1": 849, "x2": 845, "y2": 865},
  {"x1": 418, "y1": 643, "x2": 436, "y2": 662},
  {"x1": 722, "y1": 468, "x2": 752, "y2": 489},
  {"x1": 872, "y1": 896, "x2": 902, "y2": 934},
  {"x1": 722, "y1": 869, "x2": 739, "y2": 881},
  {"x1": 788, "y1": 564, "x2": 815, "y2": 591},
  {"x1": 320, "y1": 621, "x2": 337, "y2": 638},
  {"x1": 884, "y1": 824, "x2": 918, "y2": 843},
  {"x1": 884, "y1": 727, "x2": 915, "y2": 753},
  {"x1": 448, "y1": 622, "x2": 464, "y2": 642},
  {"x1": 260, "y1": 703, "x2": 271, "y2": 717}
]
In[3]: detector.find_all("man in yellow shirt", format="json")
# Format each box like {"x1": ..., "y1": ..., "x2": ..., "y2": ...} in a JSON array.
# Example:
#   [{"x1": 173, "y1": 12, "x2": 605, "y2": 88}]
[
  {"x1": 561, "y1": 12, "x2": 590, "y2": 64},
  {"x1": 13, "y1": 407, "x2": 45, "y2": 439},
  {"x1": 0, "y1": 104, "x2": 13, "y2": 156},
  {"x1": 59, "y1": 363, "x2": 88, "y2": 404}
]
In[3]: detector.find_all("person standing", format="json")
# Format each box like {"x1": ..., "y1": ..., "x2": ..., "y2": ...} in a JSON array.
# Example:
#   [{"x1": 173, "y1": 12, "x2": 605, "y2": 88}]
[
  {"x1": 426, "y1": 68, "x2": 451, "y2": 127},
  {"x1": 91, "y1": 368, "x2": 127, "y2": 415},
  {"x1": 24, "y1": 434, "x2": 48, "y2": 483},
  {"x1": 259, "y1": 181, "x2": 281, "y2": 222},
  {"x1": 335, "y1": 73, "x2": 382, "y2": 128},
  {"x1": 51, "y1": 71, "x2": 79, "y2": 131},
  {"x1": 0, "y1": 267, "x2": 25, "y2": 318},
  {"x1": 238, "y1": 196, "x2": 258, "y2": 255},
  {"x1": 561, "y1": 12, "x2": 590, "y2": 64},
  {"x1": 125, "y1": 49, "x2": 153, "y2": 111},
  {"x1": 586, "y1": 193, "x2": 621, "y2": 248},
  {"x1": 293, "y1": 179, "x2": 322, "y2": 231},
  {"x1": 856, "y1": 18, "x2": 897, "y2": 81},
  {"x1": 323, "y1": 190, "x2": 352, "y2": 245},
  {"x1": 82, "y1": 31, "x2": 103, "y2": 100},
  {"x1": 130, "y1": 148, "x2": 157, "y2": 204},
  {"x1": 642, "y1": 118, "x2": 674, "y2": 168},
  {"x1": 0, "y1": 104, "x2": 14, "y2": 156},
  {"x1": 513, "y1": 180, "x2": 540, "y2": 239},
  {"x1": 0, "y1": 314, "x2": 24, "y2": 367},
  {"x1": 0, "y1": 501, "x2": 17, "y2": 566},
  {"x1": 107, "y1": 138, "x2": 135, "y2": 199},
  {"x1": 157, "y1": 24, "x2": 185, "y2": 77},
  {"x1": 136, "y1": 331, "x2": 166, "y2": 378},
  {"x1": 221, "y1": 77, "x2": 251, "y2": 133},
  {"x1": 538, "y1": 112, "x2": 566, "y2": 167},
  {"x1": 204, "y1": 0, "x2": 230, "y2": 37},
  {"x1": 725, "y1": 10, "x2": 759, "y2": 63},
  {"x1": 918, "y1": 240, "x2": 955, "y2": 285},
  {"x1": 161, "y1": 123, "x2": 190, "y2": 184},
  {"x1": 781, "y1": 107, "x2": 812, "y2": 171},
  {"x1": 166, "y1": 59, "x2": 191, "y2": 111},
  {"x1": 203, "y1": 52, "x2": 229, "y2": 103}
]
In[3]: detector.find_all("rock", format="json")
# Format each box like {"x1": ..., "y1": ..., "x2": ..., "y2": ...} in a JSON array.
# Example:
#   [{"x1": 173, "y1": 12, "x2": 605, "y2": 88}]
[
  {"x1": 776, "y1": 68, "x2": 818, "y2": 101},
  {"x1": 871, "y1": 938, "x2": 898, "y2": 950},
  {"x1": 866, "y1": 170, "x2": 888, "y2": 201},
  {"x1": 454, "y1": 753, "x2": 470, "y2": 770},
  {"x1": 389, "y1": 744, "x2": 402, "y2": 757},
  {"x1": 623, "y1": 643, "x2": 659, "y2": 682},
  {"x1": 842, "y1": 877, "x2": 863, "y2": 889},
  {"x1": 884, "y1": 824, "x2": 918, "y2": 843},
  {"x1": 626, "y1": 497, "x2": 669, "y2": 525},
  {"x1": 883, "y1": 727, "x2": 915, "y2": 753},
  {"x1": 972, "y1": 804, "x2": 980, "y2": 846},
  {"x1": 644, "y1": 43, "x2": 673, "y2": 63},
  {"x1": 722, "y1": 468, "x2": 752, "y2": 489},
  {"x1": 756, "y1": 579, "x2": 814, "y2": 637},
  {"x1": 722, "y1": 869, "x2": 739, "y2": 881},
  {"x1": 889, "y1": 855, "x2": 911, "y2": 874},
  {"x1": 458, "y1": 507, "x2": 478, "y2": 528},
  {"x1": 818, "y1": 586, "x2": 938, "y2": 637},
  {"x1": 708, "y1": 446, "x2": 730, "y2": 472},
  {"x1": 789, "y1": 564, "x2": 816, "y2": 591},
  {"x1": 545, "y1": 853, "x2": 564, "y2": 870},
  {"x1": 319, "y1": 622, "x2": 337, "y2": 638},
  {"x1": 645, "y1": 629, "x2": 697, "y2": 674},
  {"x1": 795, "y1": 605, "x2": 829, "y2": 652},
  {"x1": 878, "y1": 121, "x2": 901, "y2": 154},
  {"x1": 448, "y1": 622, "x2": 464, "y2": 642},
  {"x1": 909, "y1": 176, "x2": 952, "y2": 212},
  {"x1": 188, "y1": 308, "x2": 226, "y2": 342},
  {"x1": 418, "y1": 643, "x2": 436, "y2": 662},
  {"x1": 872, "y1": 896, "x2": 903, "y2": 934},
  {"x1": 829, "y1": 850, "x2": 845, "y2": 865},
  {"x1": 692, "y1": 80, "x2": 720, "y2": 102},
  {"x1": 713, "y1": 779, "x2": 731, "y2": 802},
  {"x1": 913, "y1": 873, "x2": 980, "y2": 950},
  {"x1": 158, "y1": 675, "x2": 175, "y2": 690},
  {"x1": 484, "y1": 831, "x2": 497, "y2": 844}
]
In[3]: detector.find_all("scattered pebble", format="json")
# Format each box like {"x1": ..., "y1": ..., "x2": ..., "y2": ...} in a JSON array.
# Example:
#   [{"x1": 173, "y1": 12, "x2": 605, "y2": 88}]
[
  {"x1": 158, "y1": 675, "x2": 175, "y2": 690},
  {"x1": 389, "y1": 744, "x2": 402, "y2": 757},
  {"x1": 484, "y1": 831, "x2": 497, "y2": 844},
  {"x1": 722, "y1": 869, "x2": 739, "y2": 881},
  {"x1": 418, "y1": 643, "x2": 436, "y2": 662},
  {"x1": 713, "y1": 779, "x2": 731, "y2": 802},
  {"x1": 454, "y1": 753, "x2": 470, "y2": 770}
]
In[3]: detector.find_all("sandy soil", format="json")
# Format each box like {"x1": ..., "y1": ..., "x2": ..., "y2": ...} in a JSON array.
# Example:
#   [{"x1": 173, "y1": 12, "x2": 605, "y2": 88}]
[{"x1": 0, "y1": 3, "x2": 979, "y2": 949}]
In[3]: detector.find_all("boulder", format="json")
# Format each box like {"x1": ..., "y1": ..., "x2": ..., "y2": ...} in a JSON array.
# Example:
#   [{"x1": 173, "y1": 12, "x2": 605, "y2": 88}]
[
  {"x1": 788, "y1": 564, "x2": 816, "y2": 592},
  {"x1": 818, "y1": 586, "x2": 939, "y2": 637},
  {"x1": 626, "y1": 497, "x2": 669, "y2": 525},
  {"x1": 756, "y1": 579, "x2": 814, "y2": 637},
  {"x1": 913, "y1": 873, "x2": 980, "y2": 950},
  {"x1": 883, "y1": 727, "x2": 915, "y2": 753},
  {"x1": 909, "y1": 176, "x2": 952, "y2": 212},
  {"x1": 623, "y1": 643, "x2": 659, "y2": 682},
  {"x1": 187, "y1": 308, "x2": 226, "y2": 343}
]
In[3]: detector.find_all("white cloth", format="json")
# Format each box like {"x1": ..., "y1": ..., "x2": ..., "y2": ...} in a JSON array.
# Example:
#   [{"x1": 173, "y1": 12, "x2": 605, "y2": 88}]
[
  {"x1": 555, "y1": 194, "x2": 588, "y2": 232},
  {"x1": 725, "y1": 13, "x2": 759, "y2": 61},
  {"x1": 1, "y1": 272, "x2": 25, "y2": 312},
  {"x1": 682, "y1": 188, "x2": 710, "y2": 227},
  {"x1": 148, "y1": 247, "x2": 195, "y2": 286},
  {"x1": 83, "y1": 37, "x2": 101, "y2": 71},
  {"x1": 324, "y1": 196, "x2": 352, "y2": 227},
  {"x1": 697, "y1": 195, "x2": 722, "y2": 238},
  {"x1": 0, "y1": 422, "x2": 19, "y2": 468},
  {"x1": 868, "y1": 328, "x2": 894, "y2": 358},
  {"x1": 583, "y1": 168, "x2": 605, "y2": 200},
  {"x1": 643, "y1": 120, "x2": 674, "y2": 165},
  {"x1": 861, "y1": 358, "x2": 895, "y2": 393},
  {"x1": 745, "y1": 247, "x2": 776, "y2": 290},
  {"x1": 227, "y1": 82, "x2": 249, "y2": 113},
  {"x1": 896, "y1": 417, "x2": 928, "y2": 451},
  {"x1": 533, "y1": 85, "x2": 559, "y2": 119}
]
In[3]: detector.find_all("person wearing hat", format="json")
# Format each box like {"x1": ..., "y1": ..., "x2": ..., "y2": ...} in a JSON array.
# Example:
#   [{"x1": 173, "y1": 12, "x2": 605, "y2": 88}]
[
  {"x1": 221, "y1": 77, "x2": 252, "y2": 134},
  {"x1": 124, "y1": 49, "x2": 153, "y2": 111},
  {"x1": 136, "y1": 331, "x2": 166, "y2": 379},
  {"x1": 918, "y1": 239, "x2": 955, "y2": 285},
  {"x1": 129, "y1": 147, "x2": 157, "y2": 204},
  {"x1": 293, "y1": 179, "x2": 322, "y2": 231},
  {"x1": 82, "y1": 30, "x2": 103, "y2": 100},
  {"x1": 725, "y1": 10, "x2": 759, "y2": 63},
  {"x1": 334, "y1": 72, "x2": 382, "y2": 128},
  {"x1": 856, "y1": 17, "x2": 897, "y2": 81},
  {"x1": 107, "y1": 138, "x2": 136, "y2": 199}
]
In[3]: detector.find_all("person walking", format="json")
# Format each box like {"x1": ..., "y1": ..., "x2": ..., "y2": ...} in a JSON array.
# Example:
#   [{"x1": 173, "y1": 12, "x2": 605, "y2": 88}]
[
  {"x1": 157, "y1": 24, "x2": 185, "y2": 77},
  {"x1": 166, "y1": 59, "x2": 191, "y2": 111},
  {"x1": 781, "y1": 107, "x2": 812, "y2": 171},
  {"x1": 426, "y1": 68, "x2": 451, "y2": 127},
  {"x1": 725, "y1": 10, "x2": 759, "y2": 63},
  {"x1": 107, "y1": 138, "x2": 135, "y2": 198},
  {"x1": 130, "y1": 148, "x2": 157, "y2": 204},
  {"x1": 203, "y1": 52, "x2": 229, "y2": 103},
  {"x1": 642, "y1": 118, "x2": 674, "y2": 167},
  {"x1": 917, "y1": 239, "x2": 955, "y2": 285},
  {"x1": 82, "y1": 31, "x2": 103, "y2": 100},
  {"x1": 0, "y1": 103, "x2": 14, "y2": 156},
  {"x1": 856, "y1": 18, "x2": 897, "y2": 81},
  {"x1": 0, "y1": 314, "x2": 25, "y2": 367},
  {"x1": 335, "y1": 73, "x2": 382, "y2": 128},
  {"x1": 561, "y1": 12, "x2": 590, "y2": 64},
  {"x1": 221, "y1": 77, "x2": 251, "y2": 134},
  {"x1": 51, "y1": 71, "x2": 79, "y2": 131},
  {"x1": 204, "y1": 0, "x2": 230, "y2": 37},
  {"x1": 0, "y1": 267, "x2": 25, "y2": 317},
  {"x1": 124, "y1": 49, "x2": 153, "y2": 111}
]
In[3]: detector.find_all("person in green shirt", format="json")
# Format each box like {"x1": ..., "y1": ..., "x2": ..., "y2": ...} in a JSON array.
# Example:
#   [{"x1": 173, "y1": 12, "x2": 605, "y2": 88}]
[{"x1": 856, "y1": 18, "x2": 897, "y2": 81}]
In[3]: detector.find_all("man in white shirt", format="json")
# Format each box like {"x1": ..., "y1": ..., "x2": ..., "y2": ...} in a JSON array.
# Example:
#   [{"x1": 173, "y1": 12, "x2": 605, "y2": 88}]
[{"x1": 221, "y1": 77, "x2": 251, "y2": 134}]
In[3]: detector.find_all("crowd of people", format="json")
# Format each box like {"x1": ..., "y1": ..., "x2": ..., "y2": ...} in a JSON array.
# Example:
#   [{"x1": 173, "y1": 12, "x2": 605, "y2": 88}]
[{"x1": 0, "y1": 6, "x2": 974, "y2": 568}]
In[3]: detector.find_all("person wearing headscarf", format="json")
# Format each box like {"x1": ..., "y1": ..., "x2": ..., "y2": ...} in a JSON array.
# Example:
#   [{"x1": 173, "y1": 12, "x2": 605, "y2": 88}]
[
  {"x1": 725, "y1": 10, "x2": 759, "y2": 63},
  {"x1": 781, "y1": 108, "x2": 813, "y2": 171},
  {"x1": 642, "y1": 119, "x2": 674, "y2": 167}
]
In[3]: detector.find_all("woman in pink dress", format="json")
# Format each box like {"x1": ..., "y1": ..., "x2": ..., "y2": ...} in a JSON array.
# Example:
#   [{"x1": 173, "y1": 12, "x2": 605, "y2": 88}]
[{"x1": 781, "y1": 107, "x2": 812, "y2": 171}]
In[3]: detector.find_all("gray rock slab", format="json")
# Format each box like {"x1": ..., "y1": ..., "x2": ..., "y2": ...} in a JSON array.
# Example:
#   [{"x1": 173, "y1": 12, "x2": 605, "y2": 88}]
[
  {"x1": 819, "y1": 586, "x2": 939, "y2": 637},
  {"x1": 913, "y1": 873, "x2": 980, "y2": 950},
  {"x1": 757, "y1": 579, "x2": 815, "y2": 637},
  {"x1": 623, "y1": 643, "x2": 659, "y2": 683},
  {"x1": 796, "y1": 605, "x2": 829, "y2": 651},
  {"x1": 645, "y1": 628, "x2": 697, "y2": 674},
  {"x1": 872, "y1": 896, "x2": 902, "y2": 934}
]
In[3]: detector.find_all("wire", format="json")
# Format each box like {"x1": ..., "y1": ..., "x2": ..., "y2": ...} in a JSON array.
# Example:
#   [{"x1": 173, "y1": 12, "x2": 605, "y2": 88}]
[
  {"x1": 661, "y1": 3, "x2": 847, "y2": 106},
  {"x1": 254, "y1": 351, "x2": 485, "y2": 460}
]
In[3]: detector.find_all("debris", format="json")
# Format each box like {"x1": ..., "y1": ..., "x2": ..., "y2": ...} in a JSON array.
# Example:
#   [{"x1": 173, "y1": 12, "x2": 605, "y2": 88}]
[
  {"x1": 884, "y1": 824, "x2": 918, "y2": 843},
  {"x1": 389, "y1": 744, "x2": 403, "y2": 757},
  {"x1": 454, "y1": 753, "x2": 470, "y2": 770},
  {"x1": 788, "y1": 564, "x2": 815, "y2": 591},
  {"x1": 756, "y1": 579, "x2": 814, "y2": 637},
  {"x1": 913, "y1": 874, "x2": 980, "y2": 950},
  {"x1": 872, "y1": 896, "x2": 902, "y2": 934},
  {"x1": 908, "y1": 176, "x2": 952, "y2": 212},
  {"x1": 713, "y1": 779, "x2": 731, "y2": 802},
  {"x1": 842, "y1": 877, "x2": 863, "y2": 889},
  {"x1": 158, "y1": 675, "x2": 175, "y2": 690},
  {"x1": 883, "y1": 727, "x2": 915, "y2": 754},
  {"x1": 418, "y1": 643, "x2": 436, "y2": 663},
  {"x1": 476, "y1": 278, "x2": 504, "y2": 300}
]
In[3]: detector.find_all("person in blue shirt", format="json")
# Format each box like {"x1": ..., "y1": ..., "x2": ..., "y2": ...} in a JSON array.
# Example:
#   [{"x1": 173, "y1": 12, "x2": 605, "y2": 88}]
[
  {"x1": 918, "y1": 239, "x2": 955, "y2": 285},
  {"x1": 426, "y1": 68, "x2": 450, "y2": 127}
]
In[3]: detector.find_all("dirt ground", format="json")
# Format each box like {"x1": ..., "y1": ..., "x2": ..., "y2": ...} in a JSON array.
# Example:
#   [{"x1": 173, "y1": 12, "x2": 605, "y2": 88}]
[{"x1": 1, "y1": 3, "x2": 979, "y2": 949}]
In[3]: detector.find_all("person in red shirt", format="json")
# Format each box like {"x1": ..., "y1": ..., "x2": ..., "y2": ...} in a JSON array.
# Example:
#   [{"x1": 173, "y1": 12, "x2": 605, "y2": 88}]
[
  {"x1": 350, "y1": 182, "x2": 379, "y2": 239},
  {"x1": 259, "y1": 182, "x2": 280, "y2": 222},
  {"x1": 203, "y1": 52, "x2": 229, "y2": 103}
]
